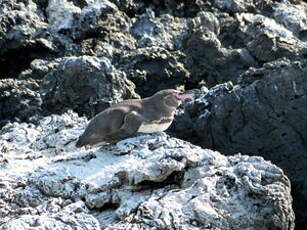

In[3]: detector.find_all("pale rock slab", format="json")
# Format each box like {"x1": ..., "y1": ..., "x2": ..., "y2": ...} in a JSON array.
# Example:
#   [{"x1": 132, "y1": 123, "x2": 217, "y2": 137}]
[{"x1": 0, "y1": 111, "x2": 294, "y2": 229}]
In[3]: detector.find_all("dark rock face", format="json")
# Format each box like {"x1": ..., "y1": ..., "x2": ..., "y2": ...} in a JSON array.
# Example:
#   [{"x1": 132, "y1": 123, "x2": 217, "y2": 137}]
[
  {"x1": 183, "y1": 8, "x2": 307, "y2": 87},
  {"x1": 40, "y1": 56, "x2": 138, "y2": 117},
  {"x1": 170, "y1": 60, "x2": 307, "y2": 228},
  {"x1": 120, "y1": 47, "x2": 190, "y2": 97},
  {"x1": 183, "y1": 11, "x2": 256, "y2": 87},
  {"x1": 184, "y1": 24, "x2": 257, "y2": 87},
  {"x1": 0, "y1": 1, "x2": 47, "y2": 55},
  {"x1": 239, "y1": 13, "x2": 307, "y2": 62},
  {"x1": 0, "y1": 79, "x2": 42, "y2": 127},
  {"x1": 0, "y1": 0, "x2": 57, "y2": 78}
]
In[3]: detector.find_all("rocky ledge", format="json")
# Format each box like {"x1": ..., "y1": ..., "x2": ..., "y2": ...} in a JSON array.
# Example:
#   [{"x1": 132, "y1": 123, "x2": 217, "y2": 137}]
[
  {"x1": 0, "y1": 112, "x2": 294, "y2": 229},
  {"x1": 170, "y1": 59, "x2": 307, "y2": 226}
]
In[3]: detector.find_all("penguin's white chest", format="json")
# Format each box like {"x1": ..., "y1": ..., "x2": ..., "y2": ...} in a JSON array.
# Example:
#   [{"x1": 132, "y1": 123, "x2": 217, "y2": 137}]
[{"x1": 137, "y1": 117, "x2": 173, "y2": 133}]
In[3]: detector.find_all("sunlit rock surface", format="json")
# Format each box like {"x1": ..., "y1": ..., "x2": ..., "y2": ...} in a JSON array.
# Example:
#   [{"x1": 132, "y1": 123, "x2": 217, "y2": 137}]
[{"x1": 0, "y1": 112, "x2": 294, "y2": 229}]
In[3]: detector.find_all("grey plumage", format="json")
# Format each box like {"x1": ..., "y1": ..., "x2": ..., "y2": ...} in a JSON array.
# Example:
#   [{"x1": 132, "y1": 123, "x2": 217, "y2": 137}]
[{"x1": 76, "y1": 89, "x2": 193, "y2": 147}]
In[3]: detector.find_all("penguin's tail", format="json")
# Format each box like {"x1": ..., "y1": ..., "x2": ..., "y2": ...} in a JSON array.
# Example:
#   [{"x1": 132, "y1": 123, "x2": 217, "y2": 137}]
[{"x1": 76, "y1": 133, "x2": 104, "y2": 147}]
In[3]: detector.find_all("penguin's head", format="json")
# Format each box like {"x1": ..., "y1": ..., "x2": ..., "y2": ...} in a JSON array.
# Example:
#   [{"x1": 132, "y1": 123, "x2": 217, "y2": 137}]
[{"x1": 153, "y1": 89, "x2": 194, "y2": 109}]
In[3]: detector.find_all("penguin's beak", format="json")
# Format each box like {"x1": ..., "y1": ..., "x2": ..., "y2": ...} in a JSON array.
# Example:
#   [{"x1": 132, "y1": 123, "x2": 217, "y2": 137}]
[{"x1": 175, "y1": 93, "x2": 194, "y2": 100}]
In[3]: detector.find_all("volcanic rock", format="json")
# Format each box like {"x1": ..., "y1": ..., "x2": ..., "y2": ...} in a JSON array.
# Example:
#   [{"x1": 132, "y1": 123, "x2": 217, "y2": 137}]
[
  {"x1": 119, "y1": 46, "x2": 189, "y2": 97},
  {"x1": 0, "y1": 78, "x2": 42, "y2": 128},
  {"x1": 0, "y1": 111, "x2": 295, "y2": 230},
  {"x1": 40, "y1": 55, "x2": 138, "y2": 117},
  {"x1": 171, "y1": 59, "x2": 307, "y2": 227}
]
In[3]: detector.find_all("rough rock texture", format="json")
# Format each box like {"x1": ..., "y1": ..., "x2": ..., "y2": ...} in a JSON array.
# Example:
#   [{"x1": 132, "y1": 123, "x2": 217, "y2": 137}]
[
  {"x1": 273, "y1": 1, "x2": 307, "y2": 40},
  {"x1": 237, "y1": 13, "x2": 307, "y2": 62},
  {"x1": 183, "y1": 6, "x2": 307, "y2": 87},
  {"x1": 170, "y1": 59, "x2": 307, "y2": 228},
  {"x1": 1, "y1": 0, "x2": 307, "y2": 227},
  {"x1": 183, "y1": 11, "x2": 258, "y2": 87},
  {"x1": 0, "y1": 79, "x2": 42, "y2": 128},
  {"x1": 119, "y1": 46, "x2": 190, "y2": 97},
  {"x1": 0, "y1": 112, "x2": 294, "y2": 230},
  {"x1": 39, "y1": 55, "x2": 138, "y2": 117},
  {"x1": 0, "y1": 55, "x2": 138, "y2": 123},
  {"x1": 0, "y1": 0, "x2": 56, "y2": 78},
  {"x1": 130, "y1": 9, "x2": 187, "y2": 50}
]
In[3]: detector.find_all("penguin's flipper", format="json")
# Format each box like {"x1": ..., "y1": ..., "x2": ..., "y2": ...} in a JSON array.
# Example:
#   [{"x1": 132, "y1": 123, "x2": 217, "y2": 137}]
[{"x1": 109, "y1": 111, "x2": 143, "y2": 140}]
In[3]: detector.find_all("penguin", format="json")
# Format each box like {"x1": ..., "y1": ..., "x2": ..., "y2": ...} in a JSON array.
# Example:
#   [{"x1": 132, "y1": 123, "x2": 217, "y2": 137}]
[{"x1": 76, "y1": 89, "x2": 193, "y2": 147}]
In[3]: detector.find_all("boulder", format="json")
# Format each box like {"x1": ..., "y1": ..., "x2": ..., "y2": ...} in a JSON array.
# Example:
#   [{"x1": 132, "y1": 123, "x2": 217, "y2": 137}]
[
  {"x1": 183, "y1": 12, "x2": 258, "y2": 87},
  {"x1": 130, "y1": 9, "x2": 187, "y2": 50},
  {"x1": 170, "y1": 59, "x2": 307, "y2": 227},
  {"x1": 0, "y1": 0, "x2": 135, "y2": 79},
  {"x1": 183, "y1": 5, "x2": 307, "y2": 87},
  {"x1": 237, "y1": 13, "x2": 307, "y2": 62},
  {"x1": 272, "y1": 1, "x2": 307, "y2": 39},
  {"x1": 119, "y1": 46, "x2": 189, "y2": 97},
  {"x1": 0, "y1": 111, "x2": 295, "y2": 230},
  {"x1": 39, "y1": 56, "x2": 138, "y2": 117},
  {"x1": 46, "y1": 0, "x2": 82, "y2": 34},
  {"x1": 46, "y1": 0, "x2": 136, "y2": 56}
]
